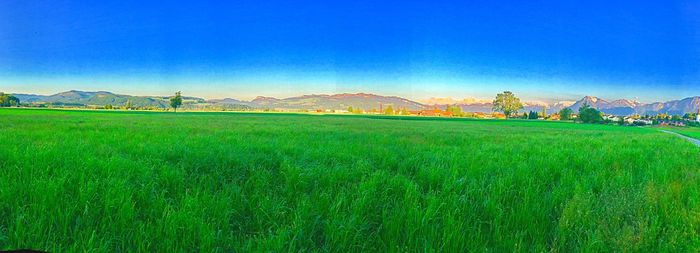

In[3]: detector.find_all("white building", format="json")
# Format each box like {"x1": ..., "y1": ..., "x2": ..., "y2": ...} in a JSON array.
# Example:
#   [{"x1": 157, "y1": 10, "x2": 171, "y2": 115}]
[
  {"x1": 604, "y1": 115, "x2": 620, "y2": 122},
  {"x1": 634, "y1": 119, "x2": 653, "y2": 125}
]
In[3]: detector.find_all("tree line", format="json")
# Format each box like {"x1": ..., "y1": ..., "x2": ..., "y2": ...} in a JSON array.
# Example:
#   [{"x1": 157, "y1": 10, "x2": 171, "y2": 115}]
[
  {"x1": 0, "y1": 93, "x2": 20, "y2": 107},
  {"x1": 491, "y1": 91, "x2": 605, "y2": 124},
  {"x1": 2, "y1": 90, "x2": 696, "y2": 125}
]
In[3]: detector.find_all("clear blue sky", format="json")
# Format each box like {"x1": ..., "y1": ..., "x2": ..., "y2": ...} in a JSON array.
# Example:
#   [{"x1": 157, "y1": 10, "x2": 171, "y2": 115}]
[{"x1": 1, "y1": 0, "x2": 699, "y2": 102}]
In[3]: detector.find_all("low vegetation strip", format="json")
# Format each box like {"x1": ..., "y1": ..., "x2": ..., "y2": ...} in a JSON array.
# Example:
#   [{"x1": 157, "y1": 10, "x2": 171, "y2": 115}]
[{"x1": 1, "y1": 109, "x2": 700, "y2": 252}]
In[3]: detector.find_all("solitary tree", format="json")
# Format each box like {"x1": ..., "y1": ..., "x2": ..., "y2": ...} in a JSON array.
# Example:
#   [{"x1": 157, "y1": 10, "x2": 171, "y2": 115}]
[
  {"x1": 401, "y1": 107, "x2": 409, "y2": 115},
  {"x1": 559, "y1": 108, "x2": 573, "y2": 120},
  {"x1": 578, "y1": 104, "x2": 603, "y2": 123},
  {"x1": 170, "y1": 91, "x2": 183, "y2": 112},
  {"x1": 541, "y1": 106, "x2": 547, "y2": 118},
  {"x1": 447, "y1": 104, "x2": 463, "y2": 117},
  {"x1": 347, "y1": 106, "x2": 353, "y2": 113},
  {"x1": 384, "y1": 105, "x2": 394, "y2": 115},
  {"x1": 125, "y1": 99, "x2": 133, "y2": 110},
  {"x1": 492, "y1": 91, "x2": 523, "y2": 118}
]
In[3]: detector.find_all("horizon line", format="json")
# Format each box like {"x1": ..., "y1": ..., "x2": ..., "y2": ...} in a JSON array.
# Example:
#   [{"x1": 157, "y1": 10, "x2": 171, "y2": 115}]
[{"x1": 5, "y1": 88, "x2": 700, "y2": 105}]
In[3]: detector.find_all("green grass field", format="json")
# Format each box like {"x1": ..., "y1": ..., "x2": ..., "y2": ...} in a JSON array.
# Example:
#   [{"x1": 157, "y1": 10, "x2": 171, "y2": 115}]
[
  {"x1": 1, "y1": 109, "x2": 700, "y2": 252},
  {"x1": 663, "y1": 126, "x2": 700, "y2": 140}
]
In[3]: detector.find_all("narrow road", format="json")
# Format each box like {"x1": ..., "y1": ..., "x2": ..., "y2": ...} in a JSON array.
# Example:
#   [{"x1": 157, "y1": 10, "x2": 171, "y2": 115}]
[{"x1": 661, "y1": 130, "x2": 700, "y2": 147}]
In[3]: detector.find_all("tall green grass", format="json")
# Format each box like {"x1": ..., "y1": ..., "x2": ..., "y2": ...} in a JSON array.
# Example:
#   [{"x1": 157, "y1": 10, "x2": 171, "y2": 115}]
[
  {"x1": 662, "y1": 126, "x2": 700, "y2": 140},
  {"x1": 1, "y1": 109, "x2": 699, "y2": 252}
]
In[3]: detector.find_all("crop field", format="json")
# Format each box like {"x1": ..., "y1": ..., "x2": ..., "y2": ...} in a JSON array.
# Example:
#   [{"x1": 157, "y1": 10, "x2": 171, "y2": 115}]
[{"x1": 1, "y1": 108, "x2": 700, "y2": 252}]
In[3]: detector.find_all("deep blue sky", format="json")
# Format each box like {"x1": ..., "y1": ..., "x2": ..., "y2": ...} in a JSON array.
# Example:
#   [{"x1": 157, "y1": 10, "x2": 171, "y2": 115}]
[{"x1": 1, "y1": 0, "x2": 699, "y2": 102}]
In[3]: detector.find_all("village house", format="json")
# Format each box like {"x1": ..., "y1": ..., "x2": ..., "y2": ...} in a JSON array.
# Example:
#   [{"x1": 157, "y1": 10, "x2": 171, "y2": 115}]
[
  {"x1": 604, "y1": 115, "x2": 620, "y2": 122},
  {"x1": 634, "y1": 119, "x2": 653, "y2": 125},
  {"x1": 672, "y1": 121, "x2": 686, "y2": 127},
  {"x1": 659, "y1": 120, "x2": 686, "y2": 127}
]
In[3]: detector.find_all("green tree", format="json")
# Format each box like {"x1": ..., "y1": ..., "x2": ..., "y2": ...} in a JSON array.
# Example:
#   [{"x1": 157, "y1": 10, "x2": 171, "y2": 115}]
[
  {"x1": 170, "y1": 91, "x2": 183, "y2": 112},
  {"x1": 125, "y1": 99, "x2": 133, "y2": 110},
  {"x1": 384, "y1": 105, "x2": 394, "y2": 115},
  {"x1": 0, "y1": 92, "x2": 20, "y2": 107},
  {"x1": 400, "y1": 107, "x2": 409, "y2": 115},
  {"x1": 617, "y1": 117, "x2": 626, "y2": 126},
  {"x1": 492, "y1": 91, "x2": 523, "y2": 118},
  {"x1": 578, "y1": 104, "x2": 604, "y2": 124},
  {"x1": 105, "y1": 104, "x2": 113, "y2": 110},
  {"x1": 541, "y1": 106, "x2": 547, "y2": 118},
  {"x1": 528, "y1": 111, "x2": 538, "y2": 119},
  {"x1": 347, "y1": 106, "x2": 353, "y2": 113},
  {"x1": 447, "y1": 104, "x2": 463, "y2": 117},
  {"x1": 559, "y1": 108, "x2": 573, "y2": 120}
]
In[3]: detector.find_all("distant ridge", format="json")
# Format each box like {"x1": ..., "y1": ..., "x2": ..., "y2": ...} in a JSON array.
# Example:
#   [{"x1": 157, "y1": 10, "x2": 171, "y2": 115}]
[
  {"x1": 11, "y1": 91, "x2": 426, "y2": 111},
  {"x1": 9, "y1": 90, "x2": 700, "y2": 115},
  {"x1": 14, "y1": 90, "x2": 171, "y2": 108},
  {"x1": 567, "y1": 96, "x2": 700, "y2": 116},
  {"x1": 424, "y1": 95, "x2": 700, "y2": 116}
]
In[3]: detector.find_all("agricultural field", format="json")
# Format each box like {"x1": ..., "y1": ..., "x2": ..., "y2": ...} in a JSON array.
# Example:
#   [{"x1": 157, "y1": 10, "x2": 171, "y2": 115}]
[{"x1": 1, "y1": 108, "x2": 700, "y2": 252}]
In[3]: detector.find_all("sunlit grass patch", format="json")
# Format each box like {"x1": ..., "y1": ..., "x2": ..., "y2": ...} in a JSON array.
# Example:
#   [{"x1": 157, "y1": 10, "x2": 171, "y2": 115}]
[{"x1": 0, "y1": 108, "x2": 699, "y2": 251}]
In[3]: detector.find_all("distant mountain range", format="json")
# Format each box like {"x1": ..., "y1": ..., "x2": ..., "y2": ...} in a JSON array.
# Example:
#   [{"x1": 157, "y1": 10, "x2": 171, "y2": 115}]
[
  {"x1": 11, "y1": 90, "x2": 424, "y2": 111},
  {"x1": 566, "y1": 96, "x2": 700, "y2": 116},
  {"x1": 239, "y1": 93, "x2": 425, "y2": 110},
  {"x1": 13, "y1": 90, "x2": 203, "y2": 108},
  {"x1": 423, "y1": 95, "x2": 700, "y2": 116},
  {"x1": 10, "y1": 90, "x2": 700, "y2": 115}
]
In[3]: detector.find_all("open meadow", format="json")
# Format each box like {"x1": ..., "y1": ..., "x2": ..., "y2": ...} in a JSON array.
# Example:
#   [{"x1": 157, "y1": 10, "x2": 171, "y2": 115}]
[
  {"x1": 1, "y1": 108, "x2": 700, "y2": 252},
  {"x1": 664, "y1": 126, "x2": 700, "y2": 140}
]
